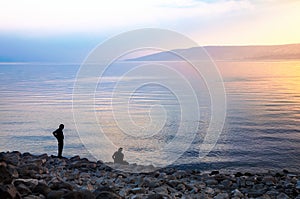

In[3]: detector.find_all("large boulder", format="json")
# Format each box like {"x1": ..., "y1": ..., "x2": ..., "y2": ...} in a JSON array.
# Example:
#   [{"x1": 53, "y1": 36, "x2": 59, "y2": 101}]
[
  {"x1": 32, "y1": 182, "x2": 51, "y2": 196},
  {"x1": 49, "y1": 181, "x2": 74, "y2": 191},
  {"x1": 93, "y1": 186, "x2": 123, "y2": 199},
  {"x1": 0, "y1": 184, "x2": 21, "y2": 199},
  {"x1": 0, "y1": 165, "x2": 13, "y2": 184},
  {"x1": 47, "y1": 190, "x2": 66, "y2": 199},
  {"x1": 0, "y1": 152, "x2": 21, "y2": 166},
  {"x1": 13, "y1": 179, "x2": 39, "y2": 191},
  {"x1": 15, "y1": 183, "x2": 32, "y2": 197}
]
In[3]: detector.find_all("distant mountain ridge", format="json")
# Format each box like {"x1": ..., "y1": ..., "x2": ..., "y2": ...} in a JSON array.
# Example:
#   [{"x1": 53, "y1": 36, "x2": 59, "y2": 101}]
[{"x1": 130, "y1": 44, "x2": 300, "y2": 61}]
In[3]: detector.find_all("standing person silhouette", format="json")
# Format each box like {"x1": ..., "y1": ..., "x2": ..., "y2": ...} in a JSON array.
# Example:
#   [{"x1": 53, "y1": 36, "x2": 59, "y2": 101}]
[{"x1": 52, "y1": 124, "x2": 64, "y2": 158}]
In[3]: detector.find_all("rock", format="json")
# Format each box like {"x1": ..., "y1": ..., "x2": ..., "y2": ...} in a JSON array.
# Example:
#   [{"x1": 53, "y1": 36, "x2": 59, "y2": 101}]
[
  {"x1": 68, "y1": 160, "x2": 85, "y2": 169},
  {"x1": 235, "y1": 172, "x2": 243, "y2": 177},
  {"x1": 231, "y1": 183, "x2": 238, "y2": 189},
  {"x1": 284, "y1": 182, "x2": 294, "y2": 189},
  {"x1": 130, "y1": 195, "x2": 143, "y2": 199},
  {"x1": 214, "y1": 193, "x2": 229, "y2": 199},
  {"x1": 253, "y1": 183, "x2": 265, "y2": 190},
  {"x1": 32, "y1": 182, "x2": 51, "y2": 196},
  {"x1": 244, "y1": 172, "x2": 253, "y2": 176},
  {"x1": 0, "y1": 165, "x2": 13, "y2": 184},
  {"x1": 184, "y1": 183, "x2": 194, "y2": 192},
  {"x1": 16, "y1": 183, "x2": 32, "y2": 196},
  {"x1": 166, "y1": 180, "x2": 181, "y2": 188},
  {"x1": 174, "y1": 170, "x2": 187, "y2": 179},
  {"x1": 154, "y1": 186, "x2": 168, "y2": 194},
  {"x1": 172, "y1": 192, "x2": 183, "y2": 198},
  {"x1": 214, "y1": 174, "x2": 226, "y2": 182},
  {"x1": 22, "y1": 152, "x2": 32, "y2": 157},
  {"x1": 196, "y1": 192, "x2": 211, "y2": 199},
  {"x1": 176, "y1": 183, "x2": 186, "y2": 192},
  {"x1": 296, "y1": 180, "x2": 300, "y2": 189},
  {"x1": 282, "y1": 169, "x2": 289, "y2": 174},
  {"x1": 266, "y1": 189, "x2": 280, "y2": 197},
  {"x1": 25, "y1": 159, "x2": 44, "y2": 167},
  {"x1": 23, "y1": 194, "x2": 45, "y2": 199},
  {"x1": 133, "y1": 176, "x2": 144, "y2": 186},
  {"x1": 159, "y1": 172, "x2": 167, "y2": 179},
  {"x1": 68, "y1": 159, "x2": 97, "y2": 170},
  {"x1": 86, "y1": 183, "x2": 95, "y2": 191},
  {"x1": 130, "y1": 187, "x2": 145, "y2": 194},
  {"x1": 80, "y1": 172, "x2": 91, "y2": 179},
  {"x1": 291, "y1": 177, "x2": 298, "y2": 184},
  {"x1": 36, "y1": 153, "x2": 48, "y2": 160},
  {"x1": 260, "y1": 194, "x2": 272, "y2": 199},
  {"x1": 23, "y1": 163, "x2": 42, "y2": 173},
  {"x1": 276, "y1": 192, "x2": 290, "y2": 199},
  {"x1": 1, "y1": 152, "x2": 21, "y2": 166},
  {"x1": 47, "y1": 190, "x2": 66, "y2": 199},
  {"x1": 196, "y1": 181, "x2": 206, "y2": 189},
  {"x1": 287, "y1": 173, "x2": 297, "y2": 178},
  {"x1": 262, "y1": 176, "x2": 276, "y2": 185},
  {"x1": 247, "y1": 189, "x2": 266, "y2": 198},
  {"x1": 13, "y1": 179, "x2": 39, "y2": 190},
  {"x1": 166, "y1": 175, "x2": 176, "y2": 181},
  {"x1": 0, "y1": 184, "x2": 21, "y2": 199},
  {"x1": 0, "y1": 161, "x2": 7, "y2": 167},
  {"x1": 231, "y1": 189, "x2": 244, "y2": 198},
  {"x1": 62, "y1": 191, "x2": 85, "y2": 199},
  {"x1": 210, "y1": 170, "x2": 220, "y2": 175},
  {"x1": 17, "y1": 167, "x2": 36, "y2": 178},
  {"x1": 206, "y1": 179, "x2": 218, "y2": 186},
  {"x1": 221, "y1": 179, "x2": 232, "y2": 188},
  {"x1": 285, "y1": 188, "x2": 298, "y2": 197},
  {"x1": 93, "y1": 186, "x2": 123, "y2": 199},
  {"x1": 2, "y1": 151, "x2": 300, "y2": 199},
  {"x1": 275, "y1": 172, "x2": 285, "y2": 178},
  {"x1": 189, "y1": 186, "x2": 199, "y2": 194},
  {"x1": 256, "y1": 175, "x2": 263, "y2": 182},
  {"x1": 70, "y1": 155, "x2": 81, "y2": 161},
  {"x1": 7, "y1": 165, "x2": 19, "y2": 178},
  {"x1": 81, "y1": 190, "x2": 96, "y2": 199},
  {"x1": 245, "y1": 180, "x2": 255, "y2": 186},
  {"x1": 205, "y1": 187, "x2": 215, "y2": 195},
  {"x1": 49, "y1": 181, "x2": 73, "y2": 191},
  {"x1": 141, "y1": 178, "x2": 154, "y2": 188},
  {"x1": 146, "y1": 194, "x2": 168, "y2": 199}
]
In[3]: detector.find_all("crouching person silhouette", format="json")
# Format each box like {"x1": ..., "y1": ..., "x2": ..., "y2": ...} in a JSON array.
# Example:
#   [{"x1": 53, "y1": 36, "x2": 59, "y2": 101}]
[
  {"x1": 112, "y1": 148, "x2": 129, "y2": 165},
  {"x1": 53, "y1": 124, "x2": 64, "y2": 158}
]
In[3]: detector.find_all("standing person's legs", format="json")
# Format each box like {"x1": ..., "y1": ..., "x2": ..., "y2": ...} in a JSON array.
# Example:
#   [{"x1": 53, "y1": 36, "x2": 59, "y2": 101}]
[{"x1": 58, "y1": 140, "x2": 64, "y2": 157}]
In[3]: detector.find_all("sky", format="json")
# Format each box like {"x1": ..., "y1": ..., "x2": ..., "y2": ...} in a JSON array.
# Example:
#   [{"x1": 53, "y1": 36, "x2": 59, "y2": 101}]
[{"x1": 0, "y1": 0, "x2": 300, "y2": 62}]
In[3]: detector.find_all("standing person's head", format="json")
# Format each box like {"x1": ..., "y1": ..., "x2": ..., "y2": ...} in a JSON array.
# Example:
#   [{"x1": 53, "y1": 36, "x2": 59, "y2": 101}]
[
  {"x1": 118, "y1": 147, "x2": 123, "y2": 152},
  {"x1": 59, "y1": 124, "x2": 64, "y2": 130}
]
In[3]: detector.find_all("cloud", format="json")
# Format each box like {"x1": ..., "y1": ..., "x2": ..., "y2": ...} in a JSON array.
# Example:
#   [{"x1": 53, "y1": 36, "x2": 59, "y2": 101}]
[
  {"x1": 190, "y1": 0, "x2": 300, "y2": 45},
  {"x1": 0, "y1": 0, "x2": 299, "y2": 45},
  {"x1": 0, "y1": 0, "x2": 253, "y2": 35}
]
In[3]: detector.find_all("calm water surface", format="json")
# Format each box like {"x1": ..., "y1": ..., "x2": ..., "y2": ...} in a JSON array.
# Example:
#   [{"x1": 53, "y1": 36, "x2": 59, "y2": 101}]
[{"x1": 0, "y1": 61, "x2": 299, "y2": 172}]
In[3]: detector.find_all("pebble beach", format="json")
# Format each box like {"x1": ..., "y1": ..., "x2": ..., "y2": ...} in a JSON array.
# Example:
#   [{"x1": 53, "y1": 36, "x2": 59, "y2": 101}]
[{"x1": 0, "y1": 151, "x2": 300, "y2": 199}]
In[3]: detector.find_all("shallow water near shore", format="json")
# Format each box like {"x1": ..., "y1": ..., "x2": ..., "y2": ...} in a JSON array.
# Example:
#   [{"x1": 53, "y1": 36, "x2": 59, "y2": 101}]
[{"x1": 0, "y1": 61, "x2": 300, "y2": 172}]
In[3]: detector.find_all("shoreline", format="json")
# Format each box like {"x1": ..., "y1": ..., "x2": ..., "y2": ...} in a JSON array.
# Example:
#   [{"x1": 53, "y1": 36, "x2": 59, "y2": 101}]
[{"x1": 0, "y1": 151, "x2": 299, "y2": 198}]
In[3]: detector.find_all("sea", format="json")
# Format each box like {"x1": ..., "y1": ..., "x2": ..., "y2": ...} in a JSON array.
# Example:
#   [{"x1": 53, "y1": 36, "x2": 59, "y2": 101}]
[{"x1": 0, "y1": 60, "x2": 299, "y2": 172}]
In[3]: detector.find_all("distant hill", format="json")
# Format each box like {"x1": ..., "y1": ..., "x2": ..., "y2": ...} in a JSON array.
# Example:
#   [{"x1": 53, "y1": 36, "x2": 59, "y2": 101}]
[{"x1": 130, "y1": 44, "x2": 300, "y2": 61}]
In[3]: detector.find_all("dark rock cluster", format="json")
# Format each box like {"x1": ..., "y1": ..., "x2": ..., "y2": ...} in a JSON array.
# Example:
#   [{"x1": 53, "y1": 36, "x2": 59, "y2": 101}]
[{"x1": 0, "y1": 151, "x2": 300, "y2": 199}]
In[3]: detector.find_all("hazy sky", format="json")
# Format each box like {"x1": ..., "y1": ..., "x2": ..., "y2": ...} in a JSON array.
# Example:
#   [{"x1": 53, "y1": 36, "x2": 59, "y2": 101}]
[{"x1": 0, "y1": 0, "x2": 299, "y2": 62}]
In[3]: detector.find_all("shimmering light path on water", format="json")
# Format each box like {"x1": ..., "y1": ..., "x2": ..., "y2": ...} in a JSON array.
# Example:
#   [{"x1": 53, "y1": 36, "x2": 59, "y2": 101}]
[{"x1": 0, "y1": 61, "x2": 299, "y2": 171}]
